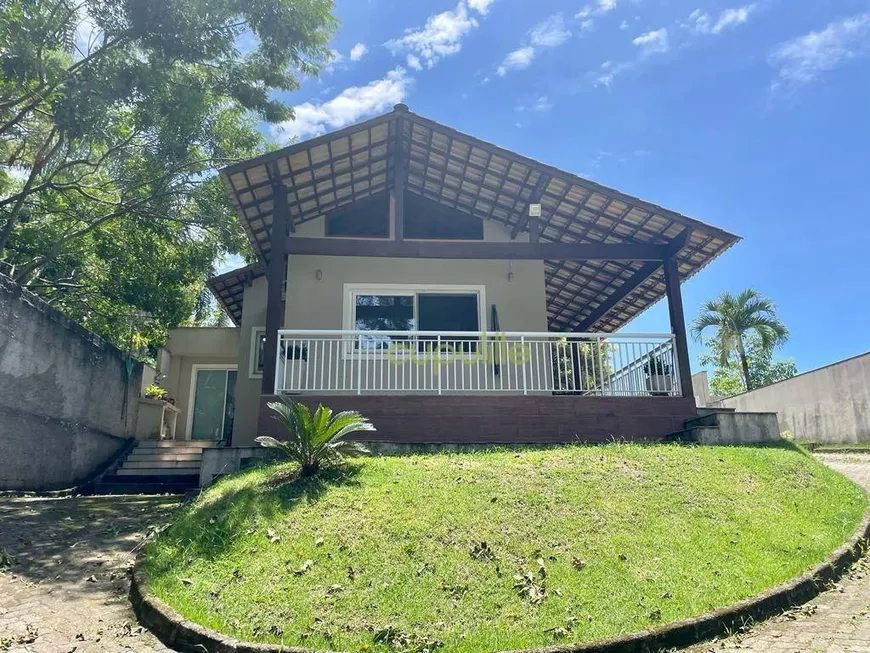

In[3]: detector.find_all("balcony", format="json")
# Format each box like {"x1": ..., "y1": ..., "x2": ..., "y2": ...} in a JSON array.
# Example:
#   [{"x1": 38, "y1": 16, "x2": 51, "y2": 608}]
[{"x1": 274, "y1": 330, "x2": 681, "y2": 397}]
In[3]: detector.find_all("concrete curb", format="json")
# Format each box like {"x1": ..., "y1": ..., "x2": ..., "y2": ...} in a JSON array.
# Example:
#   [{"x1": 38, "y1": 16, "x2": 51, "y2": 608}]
[{"x1": 130, "y1": 503, "x2": 870, "y2": 653}]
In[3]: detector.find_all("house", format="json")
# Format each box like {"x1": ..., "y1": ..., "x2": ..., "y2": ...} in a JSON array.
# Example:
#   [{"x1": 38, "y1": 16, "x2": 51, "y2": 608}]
[{"x1": 160, "y1": 104, "x2": 740, "y2": 449}]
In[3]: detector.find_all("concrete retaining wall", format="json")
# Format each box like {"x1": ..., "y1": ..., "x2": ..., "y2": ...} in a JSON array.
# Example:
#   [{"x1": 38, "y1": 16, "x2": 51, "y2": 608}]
[
  {"x1": 0, "y1": 275, "x2": 142, "y2": 490},
  {"x1": 713, "y1": 352, "x2": 870, "y2": 444}
]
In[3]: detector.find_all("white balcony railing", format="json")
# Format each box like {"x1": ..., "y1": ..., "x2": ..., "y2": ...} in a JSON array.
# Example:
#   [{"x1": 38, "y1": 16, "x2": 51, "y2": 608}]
[{"x1": 274, "y1": 330, "x2": 681, "y2": 397}]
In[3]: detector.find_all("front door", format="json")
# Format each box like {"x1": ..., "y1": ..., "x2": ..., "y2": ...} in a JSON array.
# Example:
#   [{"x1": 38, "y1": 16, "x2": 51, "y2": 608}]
[{"x1": 189, "y1": 368, "x2": 237, "y2": 441}]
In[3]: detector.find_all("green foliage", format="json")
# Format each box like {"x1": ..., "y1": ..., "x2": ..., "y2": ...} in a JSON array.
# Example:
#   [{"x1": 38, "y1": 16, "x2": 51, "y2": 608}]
[
  {"x1": 691, "y1": 289, "x2": 790, "y2": 392},
  {"x1": 642, "y1": 353, "x2": 672, "y2": 376},
  {"x1": 699, "y1": 333, "x2": 798, "y2": 398},
  {"x1": 142, "y1": 443, "x2": 866, "y2": 652},
  {"x1": 553, "y1": 338, "x2": 612, "y2": 392},
  {"x1": 256, "y1": 399, "x2": 374, "y2": 477},
  {"x1": 0, "y1": 0, "x2": 336, "y2": 351},
  {"x1": 143, "y1": 382, "x2": 169, "y2": 400}
]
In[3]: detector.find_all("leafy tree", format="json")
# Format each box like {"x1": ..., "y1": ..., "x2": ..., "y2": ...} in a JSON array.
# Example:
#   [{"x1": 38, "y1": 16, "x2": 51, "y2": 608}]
[
  {"x1": 0, "y1": 0, "x2": 336, "y2": 350},
  {"x1": 691, "y1": 289, "x2": 790, "y2": 392},
  {"x1": 699, "y1": 333, "x2": 797, "y2": 398}
]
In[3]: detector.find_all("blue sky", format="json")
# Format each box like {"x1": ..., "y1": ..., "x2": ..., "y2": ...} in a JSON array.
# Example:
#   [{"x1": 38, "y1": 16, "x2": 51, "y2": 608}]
[{"x1": 238, "y1": 0, "x2": 870, "y2": 374}]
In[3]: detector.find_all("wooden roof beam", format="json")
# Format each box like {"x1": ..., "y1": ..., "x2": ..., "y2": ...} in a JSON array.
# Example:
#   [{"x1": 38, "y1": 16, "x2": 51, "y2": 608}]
[
  {"x1": 284, "y1": 237, "x2": 668, "y2": 261},
  {"x1": 511, "y1": 173, "x2": 551, "y2": 240}
]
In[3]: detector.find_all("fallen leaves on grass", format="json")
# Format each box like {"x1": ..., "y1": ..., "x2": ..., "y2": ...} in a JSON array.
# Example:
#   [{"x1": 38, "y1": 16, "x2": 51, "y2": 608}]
[
  {"x1": 469, "y1": 541, "x2": 495, "y2": 561},
  {"x1": 292, "y1": 559, "x2": 314, "y2": 576},
  {"x1": 373, "y1": 625, "x2": 443, "y2": 653},
  {"x1": 513, "y1": 570, "x2": 546, "y2": 604}
]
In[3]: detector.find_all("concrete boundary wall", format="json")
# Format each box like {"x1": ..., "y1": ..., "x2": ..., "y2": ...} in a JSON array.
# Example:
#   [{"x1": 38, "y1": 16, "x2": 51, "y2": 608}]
[
  {"x1": 713, "y1": 352, "x2": 870, "y2": 444},
  {"x1": 0, "y1": 274, "x2": 145, "y2": 490}
]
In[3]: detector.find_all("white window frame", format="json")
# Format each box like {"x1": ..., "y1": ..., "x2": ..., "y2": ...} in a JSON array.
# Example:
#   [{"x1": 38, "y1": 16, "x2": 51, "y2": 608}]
[
  {"x1": 249, "y1": 326, "x2": 266, "y2": 379},
  {"x1": 186, "y1": 364, "x2": 238, "y2": 441},
  {"x1": 342, "y1": 283, "x2": 487, "y2": 358}
]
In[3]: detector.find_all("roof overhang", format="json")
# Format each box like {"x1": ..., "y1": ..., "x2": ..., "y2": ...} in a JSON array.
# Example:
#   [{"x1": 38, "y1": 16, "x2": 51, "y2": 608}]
[{"x1": 215, "y1": 105, "x2": 740, "y2": 331}]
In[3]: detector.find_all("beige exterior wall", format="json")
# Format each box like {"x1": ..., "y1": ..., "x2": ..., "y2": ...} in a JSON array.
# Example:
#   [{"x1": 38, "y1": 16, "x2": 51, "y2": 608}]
[
  {"x1": 284, "y1": 216, "x2": 548, "y2": 333},
  {"x1": 163, "y1": 328, "x2": 239, "y2": 440},
  {"x1": 181, "y1": 214, "x2": 551, "y2": 446},
  {"x1": 234, "y1": 277, "x2": 268, "y2": 444}
]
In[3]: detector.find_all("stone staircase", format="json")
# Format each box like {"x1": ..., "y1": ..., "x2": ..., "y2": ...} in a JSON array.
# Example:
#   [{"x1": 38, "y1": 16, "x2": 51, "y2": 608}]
[
  {"x1": 94, "y1": 441, "x2": 218, "y2": 495},
  {"x1": 667, "y1": 407, "x2": 781, "y2": 445}
]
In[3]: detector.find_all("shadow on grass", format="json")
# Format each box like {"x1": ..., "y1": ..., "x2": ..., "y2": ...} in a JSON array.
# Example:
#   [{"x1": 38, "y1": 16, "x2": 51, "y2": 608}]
[
  {"x1": 366, "y1": 437, "x2": 810, "y2": 458},
  {"x1": 145, "y1": 462, "x2": 362, "y2": 569}
]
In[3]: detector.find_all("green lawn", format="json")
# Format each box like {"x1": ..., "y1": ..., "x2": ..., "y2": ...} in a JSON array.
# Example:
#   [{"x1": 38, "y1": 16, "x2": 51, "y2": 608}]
[{"x1": 142, "y1": 443, "x2": 866, "y2": 653}]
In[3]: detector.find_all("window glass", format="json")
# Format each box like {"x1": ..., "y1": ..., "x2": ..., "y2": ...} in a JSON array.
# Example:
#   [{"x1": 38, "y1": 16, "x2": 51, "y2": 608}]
[
  {"x1": 418, "y1": 294, "x2": 479, "y2": 331},
  {"x1": 404, "y1": 193, "x2": 484, "y2": 240},
  {"x1": 354, "y1": 295, "x2": 414, "y2": 349},
  {"x1": 418, "y1": 293, "x2": 479, "y2": 352},
  {"x1": 326, "y1": 196, "x2": 389, "y2": 237},
  {"x1": 253, "y1": 329, "x2": 266, "y2": 375}
]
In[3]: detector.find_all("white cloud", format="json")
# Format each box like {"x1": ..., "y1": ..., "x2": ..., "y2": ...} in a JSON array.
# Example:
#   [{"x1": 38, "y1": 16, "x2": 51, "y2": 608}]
[
  {"x1": 496, "y1": 13, "x2": 574, "y2": 77},
  {"x1": 713, "y1": 6, "x2": 754, "y2": 33},
  {"x1": 406, "y1": 54, "x2": 423, "y2": 70},
  {"x1": 530, "y1": 13, "x2": 572, "y2": 47},
  {"x1": 323, "y1": 49, "x2": 345, "y2": 74},
  {"x1": 532, "y1": 96, "x2": 553, "y2": 112},
  {"x1": 619, "y1": 20, "x2": 629, "y2": 30},
  {"x1": 497, "y1": 46, "x2": 535, "y2": 76},
  {"x1": 273, "y1": 68, "x2": 412, "y2": 142},
  {"x1": 516, "y1": 95, "x2": 553, "y2": 112},
  {"x1": 686, "y1": 5, "x2": 755, "y2": 35},
  {"x1": 769, "y1": 13, "x2": 870, "y2": 87},
  {"x1": 576, "y1": 0, "x2": 617, "y2": 20},
  {"x1": 385, "y1": 2, "x2": 478, "y2": 69},
  {"x1": 467, "y1": 0, "x2": 497, "y2": 15},
  {"x1": 349, "y1": 42, "x2": 368, "y2": 61},
  {"x1": 633, "y1": 28, "x2": 669, "y2": 55},
  {"x1": 595, "y1": 27, "x2": 668, "y2": 86},
  {"x1": 594, "y1": 59, "x2": 632, "y2": 87}
]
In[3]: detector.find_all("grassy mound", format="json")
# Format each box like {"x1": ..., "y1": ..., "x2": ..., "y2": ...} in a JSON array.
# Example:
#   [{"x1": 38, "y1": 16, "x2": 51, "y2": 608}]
[{"x1": 142, "y1": 443, "x2": 866, "y2": 653}]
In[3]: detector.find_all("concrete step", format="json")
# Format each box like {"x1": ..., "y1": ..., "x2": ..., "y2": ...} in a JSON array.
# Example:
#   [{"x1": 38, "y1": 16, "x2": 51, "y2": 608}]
[
  {"x1": 666, "y1": 426, "x2": 721, "y2": 444},
  {"x1": 685, "y1": 413, "x2": 719, "y2": 428},
  {"x1": 136, "y1": 440, "x2": 219, "y2": 448},
  {"x1": 122, "y1": 460, "x2": 201, "y2": 470},
  {"x1": 116, "y1": 467, "x2": 202, "y2": 476},
  {"x1": 127, "y1": 452, "x2": 203, "y2": 461},
  {"x1": 94, "y1": 475, "x2": 198, "y2": 495}
]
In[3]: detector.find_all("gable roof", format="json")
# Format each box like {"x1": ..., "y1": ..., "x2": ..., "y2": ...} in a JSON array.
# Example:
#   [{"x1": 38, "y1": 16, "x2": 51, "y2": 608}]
[
  {"x1": 206, "y1": 262, "x2": 265, "y2": 326},
  {"x1": 215, "y1": 104, "x2": 739, "y2": 330}
]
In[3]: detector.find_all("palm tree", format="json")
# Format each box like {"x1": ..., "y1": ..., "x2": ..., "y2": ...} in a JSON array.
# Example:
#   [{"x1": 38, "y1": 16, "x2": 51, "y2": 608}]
[
  {"x1": 691, "y1": 289, "x2": 788, "y2": 392},
  {"x1": 256, "y1": 399, "x2": 374, "y2": 477}
]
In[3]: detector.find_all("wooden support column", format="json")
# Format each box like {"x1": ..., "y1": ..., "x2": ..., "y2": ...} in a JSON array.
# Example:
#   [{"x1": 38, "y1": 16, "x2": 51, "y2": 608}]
[
  {"x1": 391, "y1": 115, "x2": 407, "y2": 241},
  {"x1": 262, "y1": 170, "x2": 290, "y2": 394},
  {"x1": 663, "y1": 256, "x2": 693, "y2": 398}
]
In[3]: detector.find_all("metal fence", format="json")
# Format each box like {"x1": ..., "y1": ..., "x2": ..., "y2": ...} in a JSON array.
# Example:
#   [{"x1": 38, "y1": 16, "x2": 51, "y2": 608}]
[{"x1": 274, "y1": 330, "x2": 680, "y2": 397}]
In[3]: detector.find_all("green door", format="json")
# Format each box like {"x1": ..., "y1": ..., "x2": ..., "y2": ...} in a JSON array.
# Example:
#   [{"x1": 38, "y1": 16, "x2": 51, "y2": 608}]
[{"x1": 190, "y1": 369, "x2": 237, "y2": 440}]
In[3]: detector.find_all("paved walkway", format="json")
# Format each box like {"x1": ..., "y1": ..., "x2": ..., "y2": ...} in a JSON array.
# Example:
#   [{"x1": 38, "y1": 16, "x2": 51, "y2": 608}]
[
  {"x1": 0, "y1": 455, "x2": 869, "y2": 653},
  {"x1": 678, "y1": 454, "x2": 870, "y2": 653},
  {"x1": 0, "y1": 495, "x2": 179, "y2": 652}
]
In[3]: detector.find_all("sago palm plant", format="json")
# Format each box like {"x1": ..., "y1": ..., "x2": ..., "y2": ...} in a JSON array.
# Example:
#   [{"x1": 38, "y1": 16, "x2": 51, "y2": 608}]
[
  {"x1": 255, "y1": 399, "x2": 375, "y2": 477},
  {"x1": 691, "y1": 288, "x2": 788, "y2": 392}
]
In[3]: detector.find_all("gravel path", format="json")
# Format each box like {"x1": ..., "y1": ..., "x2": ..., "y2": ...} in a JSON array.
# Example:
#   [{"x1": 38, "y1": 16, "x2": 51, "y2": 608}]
[{"x1": 0, "y1": 495, "x2": 179, "y2": 652}]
